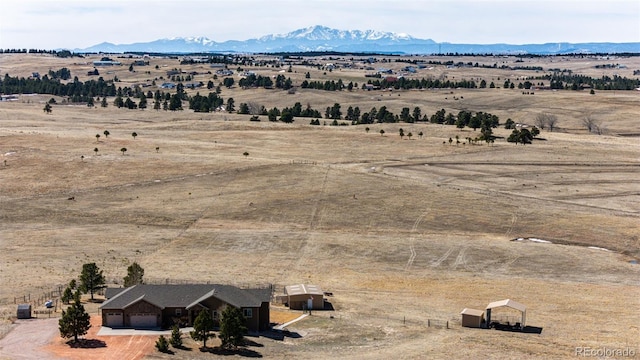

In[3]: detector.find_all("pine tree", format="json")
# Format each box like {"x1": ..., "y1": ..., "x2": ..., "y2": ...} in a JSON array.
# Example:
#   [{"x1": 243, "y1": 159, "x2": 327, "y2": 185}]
[
  {"x1": 138, "y1": 93, "x2": 147, "y2": 109},
  {"x1": 61, "y1": 286, "x2": 74, "y2": 304},
  {"x1": 190, "y1": 309, "x2": 215, "y2": 348},
  {"x1": 155, "y1": 335, "x2": 170, "y2": 352},
  {"x1": 169, "y1": 325, "x2": 183, "y2": 348},
  {"x1": 123, "y1": 262, "x2": 144, "y2": 287},
  {"x1": 219, "y1": 306, "x2": 247, "y2": 350},
  {"x1": 58, "y1": 292, "x2": 91, "y2": 343},
  {"x1": 79, "y1": 263, "x2": 105, "y2": 301}
]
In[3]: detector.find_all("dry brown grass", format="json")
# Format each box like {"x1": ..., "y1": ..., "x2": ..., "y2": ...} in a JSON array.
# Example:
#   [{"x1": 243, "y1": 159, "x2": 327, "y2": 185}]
[{"x1": 0, "y1": 54, "x2": 638, "y2": 359}]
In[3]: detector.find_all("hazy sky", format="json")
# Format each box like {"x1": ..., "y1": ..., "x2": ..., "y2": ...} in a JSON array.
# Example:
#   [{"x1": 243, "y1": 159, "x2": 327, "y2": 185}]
[{"x1": 1, "y1": 0, "x2": 639, "y2": 49}]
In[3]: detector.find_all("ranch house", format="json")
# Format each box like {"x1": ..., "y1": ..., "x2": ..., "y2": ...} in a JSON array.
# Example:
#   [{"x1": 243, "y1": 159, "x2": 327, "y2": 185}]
[{"x1": 100, "y1": 284, "x2": 271, "y2": 332}]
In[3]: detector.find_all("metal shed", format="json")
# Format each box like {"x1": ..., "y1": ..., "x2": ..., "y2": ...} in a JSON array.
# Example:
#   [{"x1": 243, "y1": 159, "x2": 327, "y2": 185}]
[
  {"x1": 17, "y1": 304, "x2": 31, "y2": 319},
  {"x1": 460, "y1": 308, "x2": 485, "y2": 328},
  {"x1": 486, "y1": 299, "x2": 526, "y2": 329}
]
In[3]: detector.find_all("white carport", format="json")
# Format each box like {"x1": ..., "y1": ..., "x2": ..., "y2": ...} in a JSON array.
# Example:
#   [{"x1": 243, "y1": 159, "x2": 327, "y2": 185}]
[{"x1": 486, "y1": 299, "x2": 526, "y2": 329}]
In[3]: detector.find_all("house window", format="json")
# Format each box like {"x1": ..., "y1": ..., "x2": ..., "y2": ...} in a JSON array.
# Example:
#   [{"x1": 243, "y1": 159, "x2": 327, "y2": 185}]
[
  {"x1": 175, "y1": 309, "x2": 182, "y2": 316},
  {"x1": 212, "y1": 311, "x2": 219, "y2": 320},
  {"x1": 243, "y1": 309, "x2": 252, "y2": 318}
]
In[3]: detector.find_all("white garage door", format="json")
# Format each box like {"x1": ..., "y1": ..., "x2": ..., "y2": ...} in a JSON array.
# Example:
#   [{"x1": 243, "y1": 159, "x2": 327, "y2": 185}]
[
  {"x1": 130, "y1": 314, "x2": 157, "y2": 328},
  {"x1": 105, "y1": 313, "x2": 123, "y2": 327}
]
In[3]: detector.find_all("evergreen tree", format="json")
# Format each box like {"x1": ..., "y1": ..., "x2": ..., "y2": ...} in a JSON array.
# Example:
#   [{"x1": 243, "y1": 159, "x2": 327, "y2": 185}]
[
  {"x1": 279, "y1": 110, "x2": 294, "y2": 123},
  {"x1": 169, "y1": 325, "x2": 183, "y2": 348},
  {"x1": 238, "y1": 102, "x2": 250, "y2": 114},
  {"x1": 58, "y1": 292, "x2": 91, "y2": 343},
  {"x1": 61, "y1": 286, "x2": 74, "y2": 304},
  {"x1": 79, "y1": 263, "x2": 105, "y2": 301},
  {"x1": 169, "y1": 94, "x2": 182, "y2": 111},
  {"x1": 43, "y1": 103, "x2": 52, "y2": 114},
  {"x1": 190, "y1": 309, "x2": 215, "y2": 348},
  {"x1": 138, "y1": 93, "x2": 147, "y2": 109},
  {"x1": 100, "y1": 97, "x2": 108, "y2": 108},
  {"x1": 123, "y1": 262, "x2": 144, "y2": 287},
  {"x1": 412, "y1": 107, "x2": 421, "y2": 122},
  {"x1": 114, "y1": 96, "x2": 124, "y2": 108},
  {"x1": 124, "y1": 97, "x2": 137, "y2": 109},
  {"x1": 226, "y1": 98, "x2": 235, "y2": 113},
  {"x1": 155, "y1": 335, "x2": 170, "y2": 353},
  {"x1": 219, "y1": 306, "x2": 247, "y2": 350}
]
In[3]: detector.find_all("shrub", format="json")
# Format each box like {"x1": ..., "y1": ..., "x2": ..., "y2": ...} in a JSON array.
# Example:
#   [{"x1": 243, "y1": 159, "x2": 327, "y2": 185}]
[
  {"x1": 156, "y1": 335, "x2": 170, "y2": 353},
  {"x1": 169, "y1": 325, "x2": 182, "y2": 348}
]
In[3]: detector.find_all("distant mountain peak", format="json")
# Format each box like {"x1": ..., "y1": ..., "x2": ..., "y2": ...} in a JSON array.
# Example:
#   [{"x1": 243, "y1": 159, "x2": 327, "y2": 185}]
[
  {"x1": 76, "y1": 25, "x2": 638, "y2": 55},
  {"x1": 256, "y1": 25, "x2": 417, "y2": 43}
]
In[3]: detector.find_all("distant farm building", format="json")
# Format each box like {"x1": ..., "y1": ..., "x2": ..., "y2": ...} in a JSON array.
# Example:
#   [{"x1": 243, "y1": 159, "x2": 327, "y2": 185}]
[
  {"x1": 17, "y1": 304, "x2": 31, "y2": 319},
  {"x1": 215, "y1": 69, "x2": 234, "y2": 76},
  {"x1": 282, "y1": 284, "x2": 324, "y2": 310},
  {"x1": 0, "y1": 95, "x2": 19, "y2": 101},
  {"x1": 93, "y1": 60, "x2": 121, "y2": 66},
  {"x1": 460, "y1": 308, "x2": 485, "y2": 328}
]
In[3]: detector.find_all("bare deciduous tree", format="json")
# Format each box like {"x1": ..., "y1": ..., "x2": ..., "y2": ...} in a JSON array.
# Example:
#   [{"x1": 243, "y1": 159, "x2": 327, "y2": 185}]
[
  {"x1": 246, "y1": 101, "x2": 262, "y2": 115},
  {"x1": 582, "y1": 115, "x2": 602, "y2": 134},
  {"x1": 534, "y1": 113, "x2": 559, "y2": 132},
  {"x1": 534, "y1": 114, "x2": 547, "y2": 130}
]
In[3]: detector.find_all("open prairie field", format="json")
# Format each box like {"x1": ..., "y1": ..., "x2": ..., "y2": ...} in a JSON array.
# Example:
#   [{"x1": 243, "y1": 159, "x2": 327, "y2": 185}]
[{"x1": 0, "y1": 53, "x2": 638, "y2": 359}]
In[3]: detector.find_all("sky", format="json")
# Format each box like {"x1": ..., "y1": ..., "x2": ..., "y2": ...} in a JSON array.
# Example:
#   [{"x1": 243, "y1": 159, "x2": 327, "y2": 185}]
[{"x1": 1, "y1": 0, "x2": 639, "y2": 50}]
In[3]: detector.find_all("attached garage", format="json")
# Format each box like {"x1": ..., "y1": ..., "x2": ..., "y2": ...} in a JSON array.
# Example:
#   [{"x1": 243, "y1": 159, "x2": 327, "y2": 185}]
[
  {"x1": 104, "y1": 312, "x2": 123, "y2": 327},
  {"x1": 130, "y1": 314, "x2": 158, "y2": 328}
]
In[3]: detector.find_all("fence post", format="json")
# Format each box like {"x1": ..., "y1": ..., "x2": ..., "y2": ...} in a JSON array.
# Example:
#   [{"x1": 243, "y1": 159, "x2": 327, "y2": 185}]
[
  {"x1": 428, "y1": 319, "x2": 430, "y2": 327},
  {"x1": 447, "y1": 321, "x2": 449, "y2": 329}
]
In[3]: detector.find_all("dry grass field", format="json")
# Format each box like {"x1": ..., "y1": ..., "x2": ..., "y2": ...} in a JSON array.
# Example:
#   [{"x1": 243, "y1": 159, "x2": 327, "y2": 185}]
[{"x1": 0, "y1": 53, "x2": 639, "y2": 359}]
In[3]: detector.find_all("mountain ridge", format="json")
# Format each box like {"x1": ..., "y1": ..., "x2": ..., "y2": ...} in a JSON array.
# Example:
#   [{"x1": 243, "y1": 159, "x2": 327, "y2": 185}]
[{"x1": 76, "y1": 25, "x2": 639, "y2": 55}]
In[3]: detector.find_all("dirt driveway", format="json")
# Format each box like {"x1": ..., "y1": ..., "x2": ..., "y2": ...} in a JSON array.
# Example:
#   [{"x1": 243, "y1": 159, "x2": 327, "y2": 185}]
[
  {"x1": 0, "y1": 318, "x2": 59, "y2": 360},
  {"x1": 0, "y1": 316, "x2": 158, "y2": 360}
]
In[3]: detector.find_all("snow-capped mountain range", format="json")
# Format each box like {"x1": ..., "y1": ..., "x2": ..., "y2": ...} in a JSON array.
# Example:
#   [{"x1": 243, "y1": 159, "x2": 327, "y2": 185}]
[{"x1": 77, "y1": 25, "x2": 639, "y2": 55}]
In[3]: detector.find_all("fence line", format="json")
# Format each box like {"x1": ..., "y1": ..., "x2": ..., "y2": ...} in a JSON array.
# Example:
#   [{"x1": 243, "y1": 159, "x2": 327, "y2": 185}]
[{"x1": 0, "y1": 284, "x2": 65, "y2": 308}]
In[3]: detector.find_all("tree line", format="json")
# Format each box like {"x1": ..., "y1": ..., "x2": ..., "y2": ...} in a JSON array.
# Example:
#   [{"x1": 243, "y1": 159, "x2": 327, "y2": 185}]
[{"x1": 538, "y1": 72, "x2": 639, "y2": 90}]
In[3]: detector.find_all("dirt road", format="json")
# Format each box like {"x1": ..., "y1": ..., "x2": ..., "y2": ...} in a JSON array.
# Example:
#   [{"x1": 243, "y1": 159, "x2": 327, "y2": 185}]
[{"x1": 0, "y1": 318, "x2": 59, "y2": 360}]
